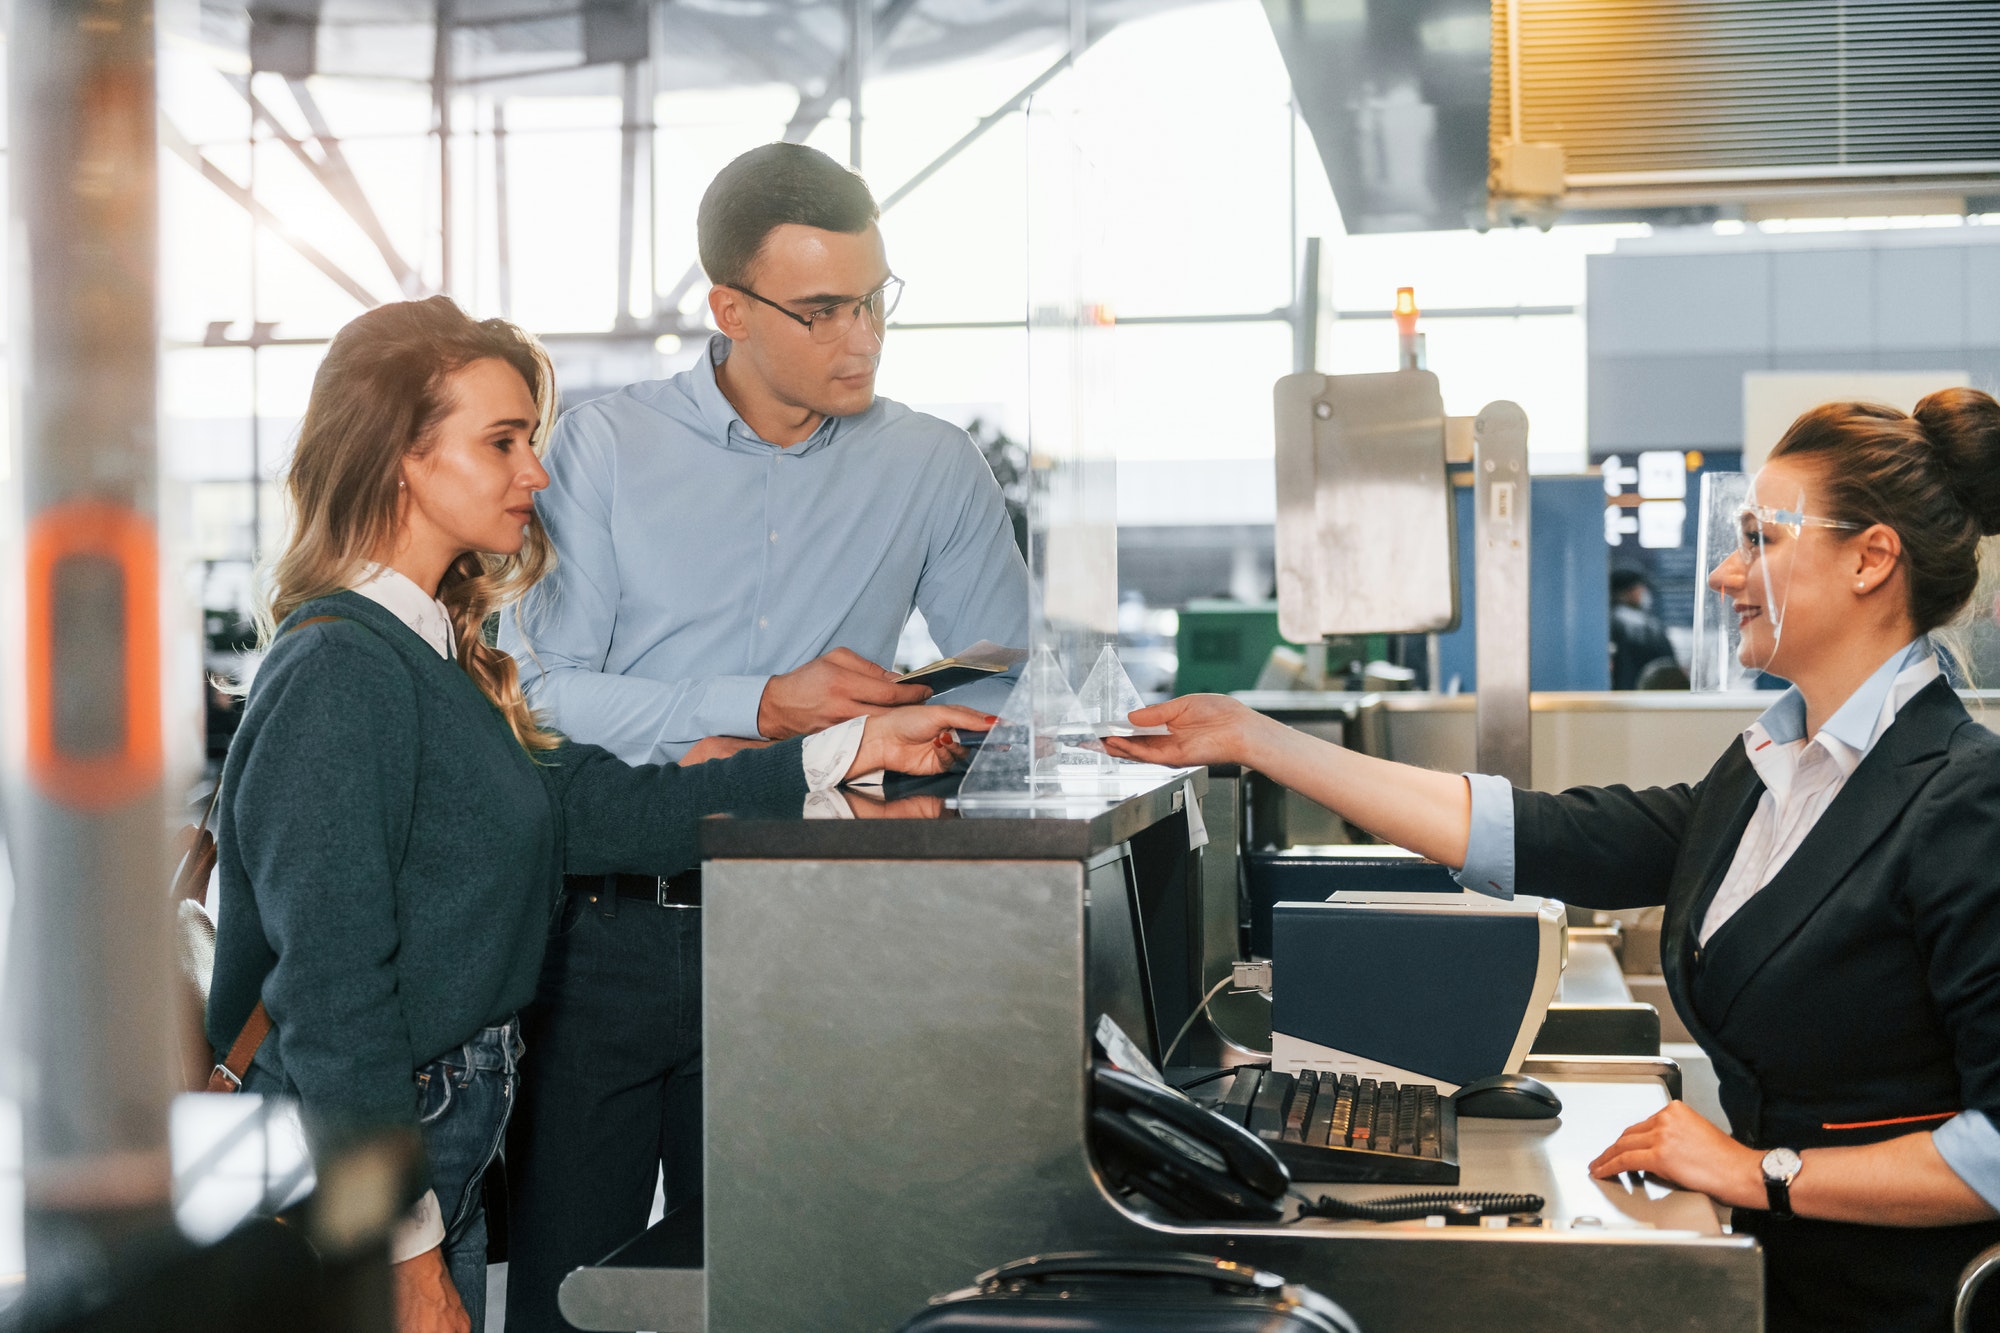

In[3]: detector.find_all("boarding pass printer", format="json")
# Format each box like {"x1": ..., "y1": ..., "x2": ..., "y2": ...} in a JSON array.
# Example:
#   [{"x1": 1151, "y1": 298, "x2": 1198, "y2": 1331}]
[{"x1": 1270, "y1": 890, "x2": 1566, "y2": 1094}]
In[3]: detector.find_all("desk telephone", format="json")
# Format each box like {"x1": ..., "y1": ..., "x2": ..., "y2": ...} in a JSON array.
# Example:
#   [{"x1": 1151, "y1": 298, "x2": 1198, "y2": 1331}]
[{"x1": 1090, "y1": 1062, "x2": 1291, "y2": 1222}]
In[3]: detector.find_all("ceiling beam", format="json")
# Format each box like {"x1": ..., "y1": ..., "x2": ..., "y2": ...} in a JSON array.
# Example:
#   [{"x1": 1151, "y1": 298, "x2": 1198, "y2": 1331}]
[{"x1": 161, "y1": 118, "x2": 382, "y2": 308}]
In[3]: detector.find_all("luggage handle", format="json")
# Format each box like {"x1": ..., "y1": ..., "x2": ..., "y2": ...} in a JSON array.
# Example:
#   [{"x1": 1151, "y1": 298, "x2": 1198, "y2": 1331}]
[{"x1": 981, "y1": 1250, "x2": 1283, "y2": 1295}]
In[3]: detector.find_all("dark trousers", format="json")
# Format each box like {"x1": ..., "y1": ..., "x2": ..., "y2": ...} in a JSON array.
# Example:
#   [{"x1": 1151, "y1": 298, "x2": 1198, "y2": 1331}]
[
  {"x1": 1736, "y1": 1207, "x2": 2000, "y2": 1332},
  {"x1": 504, "y1": 884, "x2": 704, "y2": 1333}
]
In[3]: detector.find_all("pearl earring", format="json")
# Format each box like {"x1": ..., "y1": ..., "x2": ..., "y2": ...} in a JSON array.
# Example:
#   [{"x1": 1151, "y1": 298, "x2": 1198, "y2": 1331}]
[{"x1": 1856, "y1": 581, "x2": 1866, "y2": 591}]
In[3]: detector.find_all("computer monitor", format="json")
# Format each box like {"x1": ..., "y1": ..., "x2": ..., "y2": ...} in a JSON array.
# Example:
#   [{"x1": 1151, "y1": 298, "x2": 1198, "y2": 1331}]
[
  {"x1": 1084, "y1": 803, "x2": 1206, "y2": 1069},
  {"x1": 1084, "y1": 847, "x2": 1159, "y2": 1066}
]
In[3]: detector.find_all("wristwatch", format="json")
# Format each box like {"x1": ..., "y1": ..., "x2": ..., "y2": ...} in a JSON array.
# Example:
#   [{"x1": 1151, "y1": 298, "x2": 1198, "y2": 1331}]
[{"x1": 1761, "y1": 1146, "x2": 1804, "y2": 1218}]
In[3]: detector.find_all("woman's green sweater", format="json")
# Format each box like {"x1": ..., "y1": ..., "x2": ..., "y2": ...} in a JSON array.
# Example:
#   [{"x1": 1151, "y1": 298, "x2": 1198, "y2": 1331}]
[{"x1": 206, "y1": 591, "x2": 808, "y2": 1149}]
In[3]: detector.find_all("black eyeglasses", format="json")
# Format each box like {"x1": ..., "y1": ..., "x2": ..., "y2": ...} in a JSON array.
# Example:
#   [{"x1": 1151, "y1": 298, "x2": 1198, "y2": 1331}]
[{"x1": 726, "y1": 275, "x2": 904, "y2": 343}]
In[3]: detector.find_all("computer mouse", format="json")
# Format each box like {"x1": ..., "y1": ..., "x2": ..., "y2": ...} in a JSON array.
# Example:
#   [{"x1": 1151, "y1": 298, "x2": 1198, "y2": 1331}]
[{"x1": 1453, "y1": 1073, "x2": 1563, "y2": 1120}]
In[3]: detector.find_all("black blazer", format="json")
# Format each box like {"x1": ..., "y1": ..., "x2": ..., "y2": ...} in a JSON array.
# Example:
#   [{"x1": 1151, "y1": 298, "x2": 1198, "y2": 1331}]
[{"x1": 1513, "y1": 677, "x2": 2000, "y2": 1332}]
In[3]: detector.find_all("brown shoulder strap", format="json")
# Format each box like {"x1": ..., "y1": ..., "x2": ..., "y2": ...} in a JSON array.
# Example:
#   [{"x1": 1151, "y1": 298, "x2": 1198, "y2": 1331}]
[
  {"x1": 203, "y1": 613, "x2": 344, "y2": 1092},
  {"x1": 208, "y1": 1001, "x2": 272, "y2": 1092}
]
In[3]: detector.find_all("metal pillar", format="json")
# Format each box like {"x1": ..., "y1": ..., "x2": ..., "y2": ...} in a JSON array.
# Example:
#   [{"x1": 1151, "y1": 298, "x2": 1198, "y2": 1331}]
[
  {"x1": 495, "y1": 99, "x2": 514, "y2": 317},
  {"x1": 434, "y1": 0, "x2": 454, "y2": 295},
  {"x1": 847, "y1": 0, "x2": 871, "y2": 169},
  {"x1": 5, "y1": 0, "x2": 177, "y2": 1293},
  {"x1": 615, "y1": 61, "x2": 641, "y2": 329},
  {"x1": 1473, "y1": 401, "x2": 1532, "y2": 786}
]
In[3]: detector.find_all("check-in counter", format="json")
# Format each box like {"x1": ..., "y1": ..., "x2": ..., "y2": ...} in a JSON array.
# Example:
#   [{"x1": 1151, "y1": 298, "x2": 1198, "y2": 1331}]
[
  {"x1": 1234, "y1": 690, "x2": 1768, "y2": 812},
  {"x1": 557, "y1": 769, "x2": 1761, "y2": 1333},
  {"x1": 1240, "y1": 686, "x2": 2000, "y2": 804}
]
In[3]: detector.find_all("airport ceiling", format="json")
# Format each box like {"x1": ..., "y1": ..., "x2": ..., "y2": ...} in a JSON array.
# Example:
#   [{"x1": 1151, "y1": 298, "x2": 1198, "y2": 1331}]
[{"x1": 208, "y1": 0, "x2": 1187, "y2": 95}]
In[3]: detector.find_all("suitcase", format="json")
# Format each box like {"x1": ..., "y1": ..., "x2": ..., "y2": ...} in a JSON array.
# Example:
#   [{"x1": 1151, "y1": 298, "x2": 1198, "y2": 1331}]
[{"x1": 897, "y1": 1250, "x2": 1361, "y2": 1332}]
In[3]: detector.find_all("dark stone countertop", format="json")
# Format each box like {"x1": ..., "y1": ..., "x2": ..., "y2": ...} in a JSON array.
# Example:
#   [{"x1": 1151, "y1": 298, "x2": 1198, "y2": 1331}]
[{"x1": 698, "y1": 767, "x2": 1207, "y2": 862}]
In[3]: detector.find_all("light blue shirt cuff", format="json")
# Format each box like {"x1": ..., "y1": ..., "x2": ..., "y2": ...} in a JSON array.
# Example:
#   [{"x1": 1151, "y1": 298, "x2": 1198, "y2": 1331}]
[
  {"x1": 1451, "y1": 772, "x2": 1517, "y2": 900},
  {"x1": 651, "y1": 674, "x2": 773, "y2": 762},
  {"x1": 708, "y1": 674, "x2": 774, "y2": 745},
  {"x1": 1933, "y1": 1111, "x2": 2000, "y2": 1210}
]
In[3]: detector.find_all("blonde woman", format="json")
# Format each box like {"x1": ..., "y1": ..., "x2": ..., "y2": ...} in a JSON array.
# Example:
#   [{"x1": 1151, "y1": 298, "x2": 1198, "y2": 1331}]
[{"x1": 205, "y1": 297, "x2": 986, "y2": 1333}]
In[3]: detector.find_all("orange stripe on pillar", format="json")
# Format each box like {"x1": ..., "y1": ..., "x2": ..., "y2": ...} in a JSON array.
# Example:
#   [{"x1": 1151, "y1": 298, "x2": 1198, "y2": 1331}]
[{"x1": 24, "y1": 498, "x2": 161, "y2": 809}]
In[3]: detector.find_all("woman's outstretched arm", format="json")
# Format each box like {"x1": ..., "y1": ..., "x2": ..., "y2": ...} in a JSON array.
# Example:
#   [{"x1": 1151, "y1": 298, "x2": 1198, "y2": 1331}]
[{"x1": 1103, "y1": 695, "x2": 1474, "y2": 868}]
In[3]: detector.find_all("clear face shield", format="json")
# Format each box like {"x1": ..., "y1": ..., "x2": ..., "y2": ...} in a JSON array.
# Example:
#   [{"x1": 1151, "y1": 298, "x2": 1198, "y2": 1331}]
[{"x1": 1691, "y1": 471, "x2": 1844, "y2": 690}]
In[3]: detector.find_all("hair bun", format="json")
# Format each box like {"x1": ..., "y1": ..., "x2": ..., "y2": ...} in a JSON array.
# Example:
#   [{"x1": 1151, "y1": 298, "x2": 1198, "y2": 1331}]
[{"x1": 1914, "y1": 387, "x2": 2000, "y2": 536}]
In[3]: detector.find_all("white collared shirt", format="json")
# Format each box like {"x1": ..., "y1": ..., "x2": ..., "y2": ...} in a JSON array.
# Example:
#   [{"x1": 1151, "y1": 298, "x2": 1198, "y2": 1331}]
[
  {"x1": 1699, "y1": 638, "x2": 1939, "y2": 944},
  {"x1": 352, "y1": 564, "x2": 456, "y2": 660}
]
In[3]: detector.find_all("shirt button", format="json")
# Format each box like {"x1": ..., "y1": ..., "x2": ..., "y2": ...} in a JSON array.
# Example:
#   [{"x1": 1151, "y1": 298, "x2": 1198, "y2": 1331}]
[
  {"x1": 769, "y1": 530, "x2": 778, "y2": 543},
  {"x1": 759, "y1": 617, "x2": 769, "y2": 628}
]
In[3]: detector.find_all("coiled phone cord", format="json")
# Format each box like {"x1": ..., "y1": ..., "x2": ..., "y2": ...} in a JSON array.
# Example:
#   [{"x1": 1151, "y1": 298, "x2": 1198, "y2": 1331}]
[{"x1": 1294, "y1": 1191, "x2": 1545, "y2": 1223}]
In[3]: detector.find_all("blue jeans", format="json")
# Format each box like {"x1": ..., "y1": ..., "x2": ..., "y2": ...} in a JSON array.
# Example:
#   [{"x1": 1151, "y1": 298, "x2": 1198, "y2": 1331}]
[
  {"x1": 242, "y1": 1017, "x2": 522, "y2": 1330},
  {"x1": 415, "y1": 1019, "x2": 524, "y2": 1331}
]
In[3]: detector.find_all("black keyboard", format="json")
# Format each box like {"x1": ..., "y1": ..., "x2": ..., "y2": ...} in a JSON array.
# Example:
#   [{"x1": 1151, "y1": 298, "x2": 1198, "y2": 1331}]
[{"x1": 1206, "y1": 1068, "x2": 1459, "y2": 1186}]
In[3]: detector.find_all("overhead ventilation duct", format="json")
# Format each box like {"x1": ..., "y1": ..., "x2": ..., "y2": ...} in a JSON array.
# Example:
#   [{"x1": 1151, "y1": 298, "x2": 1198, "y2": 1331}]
[
  {"x1": 1489, "y1": 0, "x2": 2000, "y2": 225},
  {"x1": 1262, "y1": 0, "x2": 1495, "y2": 234}
]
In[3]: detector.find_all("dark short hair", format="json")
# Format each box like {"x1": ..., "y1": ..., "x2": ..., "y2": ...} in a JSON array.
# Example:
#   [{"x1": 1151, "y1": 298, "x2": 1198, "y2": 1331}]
[
  {"x1": 697, "y1": 143, "x2": 880, "y2": 287},
  {"x1": 1610, "y1": 569, "x2": 1651, "y2": 598}
]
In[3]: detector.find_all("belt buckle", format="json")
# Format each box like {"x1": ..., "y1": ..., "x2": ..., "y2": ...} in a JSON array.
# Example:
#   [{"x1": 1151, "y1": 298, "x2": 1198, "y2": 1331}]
[
  {"x1": 210, "y1": 1063, "x2": 242, "y2": 1091},
  {"x1": 655, "y1": 876, "x2": 698, "y2": 910}
]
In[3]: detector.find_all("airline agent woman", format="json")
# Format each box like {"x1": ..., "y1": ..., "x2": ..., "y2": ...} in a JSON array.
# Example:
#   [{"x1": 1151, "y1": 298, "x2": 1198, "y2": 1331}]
[{"x1": 1109, "y1": 390, "x2": 2000, "y2": 1332}]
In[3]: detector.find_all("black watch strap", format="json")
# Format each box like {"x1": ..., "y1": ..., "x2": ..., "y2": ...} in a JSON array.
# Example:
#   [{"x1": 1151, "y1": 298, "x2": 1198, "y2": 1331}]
[{"x1": 1762, "y1": 1147, "x2": 1801, "y2": 1219}]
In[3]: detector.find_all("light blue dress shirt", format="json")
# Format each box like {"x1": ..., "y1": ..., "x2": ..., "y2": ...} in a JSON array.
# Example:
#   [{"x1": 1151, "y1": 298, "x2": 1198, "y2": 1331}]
[
  {"x1": 1450, "y1": 636, "x2": 2000, "y2": 1207},
  {"x1": 500, "y1": 335, "x2": 1030, "y2": 765}
]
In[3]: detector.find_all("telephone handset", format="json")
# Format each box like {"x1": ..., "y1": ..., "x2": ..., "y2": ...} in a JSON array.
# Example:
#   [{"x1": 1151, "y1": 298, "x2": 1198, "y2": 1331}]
[{"x1": 1089, "y1": 1062, "x2": 1289, "y2": 1222}]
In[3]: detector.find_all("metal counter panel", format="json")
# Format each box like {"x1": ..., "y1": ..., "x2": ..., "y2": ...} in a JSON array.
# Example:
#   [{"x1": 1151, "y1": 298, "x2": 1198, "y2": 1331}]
[{"x1": 704, "y1": 857, "x2": 1093, "y2": 1329}]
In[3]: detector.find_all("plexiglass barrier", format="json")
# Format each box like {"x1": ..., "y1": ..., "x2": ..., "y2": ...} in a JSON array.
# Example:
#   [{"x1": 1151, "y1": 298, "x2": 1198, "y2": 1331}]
[{"x1": 961, "y1": 24, "x2": 1168, "y2": 804}]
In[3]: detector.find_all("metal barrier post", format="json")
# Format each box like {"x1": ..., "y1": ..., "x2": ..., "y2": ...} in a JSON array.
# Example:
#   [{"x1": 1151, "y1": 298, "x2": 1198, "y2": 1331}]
[{"x1": 3, "y1": 0, "x2": 177, "y2": 1290}]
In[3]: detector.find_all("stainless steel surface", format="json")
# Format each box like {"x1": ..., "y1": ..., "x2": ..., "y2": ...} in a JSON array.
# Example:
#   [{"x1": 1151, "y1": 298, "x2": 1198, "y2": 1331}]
[
  {"x1": 561, "y1": 1267, "x2": 703, "y2": 1333},
  {"x1": 1260, "y1": 0, "x2": 1494, "y2": 235},
  {"x1": 1960, "y1": 1242, "x2": 2000, "y2": 1333},
  {"x1": 1522, "y1": 1056, "x2": 1684, "y2": 1106},
  {"x1": 1472, "y1": 402, "x2": 1531, "y2": 787},
  {"x1": 701, "y1": 777, "x2": 1761, "y2": 1332},
  {"x1": 1304, "y1": 1078, "x2": 1712, "y2": 1236},
  {"x1": 1561, "y1": 941, "x2": 1630, "y2": 1006},
  {"x1": 1274, "y1": 370, "x2": 1457, "y2": 643},
  {"x1": 1350, "y1": 692, "x2": 1768, "y2": 794},
  {"x1": 1237, "y1": 692, "x2": 1765, "y2": 854},
  {"x1": 5, "y1": 0, "x2": 178, "y2": 1279}
]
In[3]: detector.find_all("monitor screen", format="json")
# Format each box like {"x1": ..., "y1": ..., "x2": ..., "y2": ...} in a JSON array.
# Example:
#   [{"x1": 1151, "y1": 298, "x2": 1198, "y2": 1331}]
[{"x1": 1084, "y1": 846, "x2": 1160, "y2": 1066}]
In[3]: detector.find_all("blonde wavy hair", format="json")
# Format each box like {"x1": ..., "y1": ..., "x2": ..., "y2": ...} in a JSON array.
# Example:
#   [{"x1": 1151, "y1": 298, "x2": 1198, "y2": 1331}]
[{"x1": 253, "y1": 295, "x2": 561, "y2": 751}]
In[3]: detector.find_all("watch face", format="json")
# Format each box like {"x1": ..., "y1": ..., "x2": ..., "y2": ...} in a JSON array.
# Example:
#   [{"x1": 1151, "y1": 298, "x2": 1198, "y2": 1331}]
[{"x1": 1763, "y1": 1147, "x2": 1803, "y2": 1182}]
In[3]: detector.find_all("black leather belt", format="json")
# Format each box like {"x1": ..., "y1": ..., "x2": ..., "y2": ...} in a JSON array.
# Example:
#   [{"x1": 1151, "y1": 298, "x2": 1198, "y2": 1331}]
[{"x1": 600, "y1": 870, "x2": 702, "y2": 909}]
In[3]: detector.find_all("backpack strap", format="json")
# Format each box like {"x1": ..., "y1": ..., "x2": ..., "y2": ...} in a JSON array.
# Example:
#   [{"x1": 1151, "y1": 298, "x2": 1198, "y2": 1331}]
[{"x1": 205, "y1": 612, "x2": 346, "y2": 1093}]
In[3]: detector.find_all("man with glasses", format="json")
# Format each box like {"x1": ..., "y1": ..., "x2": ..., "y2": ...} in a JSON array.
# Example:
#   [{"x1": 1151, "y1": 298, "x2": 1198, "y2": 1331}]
[{"x1": 499, "y1": 142, "x2": 1028, "y2": 1332}]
